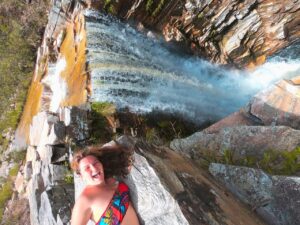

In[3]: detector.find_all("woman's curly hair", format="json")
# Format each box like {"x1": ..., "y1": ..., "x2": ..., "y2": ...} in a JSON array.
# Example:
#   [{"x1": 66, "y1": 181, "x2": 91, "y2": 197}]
[{"x1": 71, "y1": 143, "x2": 134, "y2": 179}]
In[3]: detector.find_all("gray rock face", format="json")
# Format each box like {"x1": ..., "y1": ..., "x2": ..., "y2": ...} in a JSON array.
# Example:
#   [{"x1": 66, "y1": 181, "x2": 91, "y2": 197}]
[
  {"x1": 209, "y1": 163, "x2": 300, "y2": 225},
  {"x1": 19, "y1": 1, "x2": 87, "y2": 224},
  {"x1": 170, "y1": 125, "x2": 300, "y2": 160},
  {"x1": 119, "y1": 137, "x2": 266, "y2": 225},
  {"x1": 124, "y1": 153, "x2": 189, "y2": 225}
]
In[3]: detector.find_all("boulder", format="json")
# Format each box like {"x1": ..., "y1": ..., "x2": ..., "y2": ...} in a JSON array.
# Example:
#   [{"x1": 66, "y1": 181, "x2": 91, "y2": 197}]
[
  {"x1": 170, "y1": 125, "x2": 300, "y2": 160},
  {"x1": 209, "y1": 163, "x2": 300, "y2": 225},
  {"x1": 249, "y1": 80, "x2": 300, "y2": 129},
  {"x1": 124, "y1": 152, "x2": 189, "y2": 225}
]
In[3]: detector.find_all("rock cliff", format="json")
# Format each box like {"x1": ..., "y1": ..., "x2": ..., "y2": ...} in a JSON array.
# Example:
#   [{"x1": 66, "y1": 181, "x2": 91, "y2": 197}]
[
  {"x1": 4, "y1": 1, "x2": 300, "y2": 225},
  {"x1": 170, "y1": 77, "x2": 300, "y2": 223},
  {"x1": 210, "y1": 163, "x2": 300, "y2": 225},
  {"x1": 86, "y1": 0, "x2": 300, "y2": 68}
]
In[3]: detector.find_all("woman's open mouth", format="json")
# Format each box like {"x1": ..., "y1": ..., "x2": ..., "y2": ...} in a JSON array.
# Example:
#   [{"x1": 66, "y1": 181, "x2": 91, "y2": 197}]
[{"x1": 92, "y1": 172, "x2": 101, "y2": 179}]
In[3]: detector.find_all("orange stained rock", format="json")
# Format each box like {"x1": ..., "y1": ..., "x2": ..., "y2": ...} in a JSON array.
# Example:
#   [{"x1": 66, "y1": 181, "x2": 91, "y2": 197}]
[
  {"x1": 15, "y1": 67, "x2": 44, "y2": 146},
  {"x1": 279, "y1": 93, "x2": 293, "y2": 113},
  {"x1": 255, "y1": 55, "x2": 266, "y2": 66},
  {"x1": 293, "y1": 99, "x2": 300, "y2": 115},
  {"x1": 60, "y1": 14, "x2": 89, "y2": 107},
  {"x1": 15, "y1": 13, "x2": 89, "y2": 146},
  {"x1": 291, "y1": 75, "x2": 300, "y2": 85},
  {"x1": 246, "y1": 55, "x2": 266, "y2": 71}
]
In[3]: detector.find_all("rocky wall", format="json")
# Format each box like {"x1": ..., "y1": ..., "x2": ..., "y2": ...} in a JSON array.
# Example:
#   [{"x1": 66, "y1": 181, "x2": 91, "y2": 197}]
[
  {"x1": 9, "y1": 0, "x2": 90, "y2": 224},
  {"x1": 86, "y1": 0, "x2": 300, "y2": 68},
  {"x1": 7, "y1": 1, "x2": 300, "y2": 225},
  {"x1": 209, "y1": 163, "x2": 300, "y2": 225}
]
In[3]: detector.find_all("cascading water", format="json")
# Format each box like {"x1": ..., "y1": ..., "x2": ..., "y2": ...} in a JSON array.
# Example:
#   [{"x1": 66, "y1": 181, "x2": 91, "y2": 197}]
[{"x1": 85, "y1": 10, "x2": 300, "y2": 124}]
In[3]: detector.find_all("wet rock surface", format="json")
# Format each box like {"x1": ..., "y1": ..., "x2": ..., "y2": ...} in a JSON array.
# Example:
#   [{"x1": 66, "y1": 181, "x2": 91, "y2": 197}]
[{"x1": 209, "y1": 163, "x2": 300, "y2": 225}]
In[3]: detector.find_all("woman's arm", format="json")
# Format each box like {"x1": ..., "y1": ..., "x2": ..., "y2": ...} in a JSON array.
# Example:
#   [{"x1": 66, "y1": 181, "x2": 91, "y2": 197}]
[
  {"x1": 71, "y1": 195, "x2": 92, "y2": 225},
  {"x1": 122, "y1": 202, "x2": 140, "y2": 225}
]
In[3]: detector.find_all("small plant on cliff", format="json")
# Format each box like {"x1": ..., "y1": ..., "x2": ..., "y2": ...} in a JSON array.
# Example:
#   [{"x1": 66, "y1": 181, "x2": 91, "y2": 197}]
[
  {"x1": 0, "y1": 182, "x2": 13, "y2": 221},
  {"x1": 8, "y1": 164, "x2": 19, "y2": 177},
  {"x1": 103, "y1": 0, "x2": 116, "y2": 15},
  {"x1": 145, "y1": 128, "x2": 161, "y2": 145},
  {"x1": 243, "y1": 148, "x2": 300, "y2": 175},
  {"x1": 223, "y1": 149, "x2": 234, "y2": 165},
  {"x1": 152, "y1": 0, "x2": 165, "y2": 17},
  {"x1": 8, "y1": 149, "x2": 26, "y2": 163},
  {"x1": 197, "y1": 12, "x2": 204, "y2": 20},
  {"x1": 280, "y1": 147, "x2": 300, "y2": 175},
  {"x1": 104, "y1": 0, "x2": 112, "y2": 7},
  {"x1": 90, "y1": 102, "x2": 116, "y2": 143},
  {"x1": 0, "y1": 164, "x2": 21, "y2": 221},
  {"x1": 146, "y1": 0, "x2": 154, "y2": 13},
  {"x1": 62, "y1": 161, "x2": 74, "y2": 184}
]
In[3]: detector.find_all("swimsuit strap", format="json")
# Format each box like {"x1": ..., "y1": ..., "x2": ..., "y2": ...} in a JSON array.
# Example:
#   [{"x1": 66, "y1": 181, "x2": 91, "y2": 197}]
[{"x1": 98, "y1": 182, "x2": 130, "y2": 225}]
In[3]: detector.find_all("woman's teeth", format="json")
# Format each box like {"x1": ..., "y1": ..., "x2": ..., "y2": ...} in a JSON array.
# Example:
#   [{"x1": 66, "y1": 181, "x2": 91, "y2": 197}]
[{"x1": 92, "y1": 172, "x2": 100, "y2": 178}]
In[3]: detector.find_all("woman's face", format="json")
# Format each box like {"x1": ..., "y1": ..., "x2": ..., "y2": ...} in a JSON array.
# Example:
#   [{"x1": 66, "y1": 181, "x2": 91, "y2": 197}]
[{"x1": 79, "y1": 155, "x2": 105, "y2": 185}]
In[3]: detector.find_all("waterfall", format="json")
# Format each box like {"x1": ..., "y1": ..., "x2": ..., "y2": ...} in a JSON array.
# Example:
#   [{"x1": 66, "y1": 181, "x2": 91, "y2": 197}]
[{"x1": 85, "y1": 10, "x2": 300, "y2": 123}]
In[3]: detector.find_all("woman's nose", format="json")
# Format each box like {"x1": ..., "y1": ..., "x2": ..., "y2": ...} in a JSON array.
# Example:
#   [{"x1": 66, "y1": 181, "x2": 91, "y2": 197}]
[{"x1": 90, "y1": 164, "x2": 97, "y2": 172}]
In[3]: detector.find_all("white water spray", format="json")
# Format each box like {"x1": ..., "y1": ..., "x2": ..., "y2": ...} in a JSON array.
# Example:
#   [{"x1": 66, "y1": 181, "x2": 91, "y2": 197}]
[{"x1": 85, "y1": 10, "x2": 300, "y2": 123}]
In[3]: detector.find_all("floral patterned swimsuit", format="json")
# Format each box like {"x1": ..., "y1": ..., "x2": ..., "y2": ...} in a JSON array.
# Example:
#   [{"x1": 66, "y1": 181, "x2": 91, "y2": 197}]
[{"x1": 97, "y1": 182, "x2": 130, "y2": 225}]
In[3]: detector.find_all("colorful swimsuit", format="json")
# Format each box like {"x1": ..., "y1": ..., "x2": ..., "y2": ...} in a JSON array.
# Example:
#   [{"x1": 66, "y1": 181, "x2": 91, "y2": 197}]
[{"x1": 97, "y1": 182, "x2": 130, "y2": 225}]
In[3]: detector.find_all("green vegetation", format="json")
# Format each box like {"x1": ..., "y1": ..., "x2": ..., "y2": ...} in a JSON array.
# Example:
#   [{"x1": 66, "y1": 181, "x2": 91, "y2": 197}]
[
  {"x1": 257, "y1": 148, "x2": 300, "y2": 175},
  {"x1": 145, "y1": 128, "x2": 160, "y2": 144},
  {"x1": 223, "y1": 149, "x2": 234, "y2": 165},
  {"x1": 201, "y1": 147, "x2": 300, "y2": 176},
  {"x1": 0, "y1": 181, "x2": 13, "y2": 221},
  {"x1": 103, "y1": 0, "x2": 116, "y2": 15},
  {"x1": 7, "y1": 149, "x2": 27, "y2": 163},
  {"x1": 63, "y1": 161, "x2": 74, "y2": 184},
  {"x1": 0, "y1": 164, "x2": 21, "y2": 221},
  {"x1": 0, "y1": 0, "x2": 49, "y2": 219},
  {"x1": 0, "y1": 0, "x2": 49, "y2": 151},
  {"x1": 8, "y1": 164, "x2": 20, "y2": 177},
  {"x1": 88, "y1": 104, "x2": 203, "y2": 147},
  {"x1": 152, "y1": 0, "x2": 165, "y2": 17},
  {"x1": 197, "y1": 12, "x2": 204, "y2": 20},
  {"x1": 90, "y1": 102, "x2": 116, "y2": 143},
  {"x1": 116, "y1": 110, "x2": 203, "y2": 146},
  {"x1": 146, "y1": 0, "x2": 154, "y2": 13},
  {"x1": 145, "y1": 0, "x2": 165, "y2": 17},
  {"x1": 64, "y1": 173, "x2": 74, "y2": 184}
]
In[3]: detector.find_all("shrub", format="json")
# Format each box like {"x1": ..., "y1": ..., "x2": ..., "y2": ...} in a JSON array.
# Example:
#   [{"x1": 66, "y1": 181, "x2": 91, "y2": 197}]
[{"x1": 89, "y1": 102, "x2": 116, "y2": 143}]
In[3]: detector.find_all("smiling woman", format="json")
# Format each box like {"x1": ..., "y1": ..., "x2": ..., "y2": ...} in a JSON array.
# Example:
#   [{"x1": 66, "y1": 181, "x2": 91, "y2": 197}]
[{"x1": 71, "y1": 144, "x2": 140, "y2": 225}]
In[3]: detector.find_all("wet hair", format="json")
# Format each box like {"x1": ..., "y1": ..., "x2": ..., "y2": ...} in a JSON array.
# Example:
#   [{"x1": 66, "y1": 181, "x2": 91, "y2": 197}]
[{"x1": 71, "y1": 143, "x2": 134, "y2": 179}]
